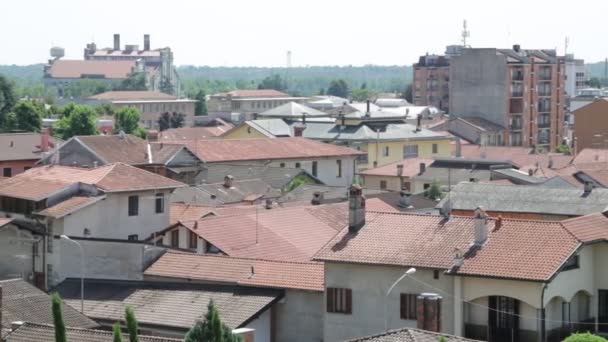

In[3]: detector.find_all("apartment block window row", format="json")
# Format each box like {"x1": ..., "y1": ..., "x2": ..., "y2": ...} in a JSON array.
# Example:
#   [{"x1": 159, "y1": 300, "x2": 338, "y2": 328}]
[{"x1": 327, "y1": 287, "x2": 352, "y2": 314}]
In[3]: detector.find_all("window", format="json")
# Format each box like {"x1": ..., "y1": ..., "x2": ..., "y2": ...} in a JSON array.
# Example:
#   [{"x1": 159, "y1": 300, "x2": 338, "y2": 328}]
[
  {"x1": 170, "y1": 230, "x2": 179, "y2": 248},
  {"x1": 433, "y1": 270, "x2": 440, "y2": 279},
  {"x1": 336, "y1": 160, "x2": 342, "y2": 178},
  {"x1": 562, "y1": 255, "x2": 579, "y2": 271},
  {"x1": 423, "y1": 183, "x2": 430, "y2": 190},
  {"x1": 432, "y1": 143, "x2": 438, "y2": 154},
  {"x1": 128, "y1": 196, "x2": 139, "y2": 216},
  {"x1": 155, "y1": 193, "x2": 164, "y2": 214},
  {"x1": 400, "y1": 293, "x2": 417, "y2": 320},
  {"x1": 189, "y1": 231, "x2": 198, "y2": 249},
  {"x1": 402, "y1": 181, "x2": 411, "y2": 191},
  {"x1": 295, "y1": 162, "x2": 301, "y2": 169},
  {"x1": 280, "y1": 163, "x2": 285, "y2": 168},
  {"x1": 383, "y1": 146, "x2": 389, "y2": 157},
  {"x1": 403, "y1": 145, "x2": 419, "y2": 159},
  {"x1": 312, "y1": 161, "x2": 318, "y2": 177},
  {"x1": 3, "y1": 168, "x2": 12, "y2": 177},
  {"x1": 128, "y1": 234, "x2": 138, "y2": 241},
  {"x1": 380, "y1": 180, "x2": 387, "y2": 190},
  {"x1": 327, "y1": 288, "x2": 352, "y2": 314}
]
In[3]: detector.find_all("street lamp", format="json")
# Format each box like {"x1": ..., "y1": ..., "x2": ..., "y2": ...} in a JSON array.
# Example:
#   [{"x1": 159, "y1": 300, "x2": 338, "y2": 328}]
[
  {"x1": 60, "y1": 235, "x2": 84, "y2": 313},
  {"x1": 384, "y1": 267, "x2": 416, "y2": 332}
]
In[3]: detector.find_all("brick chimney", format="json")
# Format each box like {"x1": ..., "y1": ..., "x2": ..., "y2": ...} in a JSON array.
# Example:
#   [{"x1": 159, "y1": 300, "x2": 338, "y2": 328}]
[
  {"x1": 264, "y1": 198, "x2": 273, "y2": 209},
  {"x1": 348, "y1": 184, "x2": 366, "y2": 233},
  {"x1": 474, "y1": 207, "x2": 488, "y2": 245},
  {"x1": 416, "y1": 293, "x2": 442, "y2": 332},
  {"x1": 224, "y1": 175, "x2": 234, "y2": 188},
  {"x1": 293, "y1": 124, "x2": 306, "y2": 137},
  {"x1": 113, "y1": 34, "x2": 120, "y2": 50},
  {"x1": 311, "y1": 191, "x2": 324, "y2": 205},
  {"x1": 143, "y1": 34, "x2": 151, "y2": 51},
  {"x1": 40, "y1": 128, "x2": 50, "y2": 152},
  {"x1": 396, "y1": 164, "x2": 404, "y2": 176}
]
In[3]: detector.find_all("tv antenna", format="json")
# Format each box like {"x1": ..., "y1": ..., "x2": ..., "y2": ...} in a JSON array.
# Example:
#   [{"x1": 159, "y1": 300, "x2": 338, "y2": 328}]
[{"x1": 461, "y1": 20, "x2": 470, "y2": 47}]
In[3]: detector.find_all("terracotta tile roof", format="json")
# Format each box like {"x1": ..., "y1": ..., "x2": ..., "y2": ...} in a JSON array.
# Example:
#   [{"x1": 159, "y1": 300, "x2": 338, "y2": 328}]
[
  {"x1": 47, "y1": 60, "x2": 135, "y2": 79},
  {"x1": 359, "y1": 158, "x2": 435, "y2": 177},
  {"x1": 213, "y1": 89, "x2": 290, "y2": 98},
  {"x1": 562, "y1": 213, "x2": 608, "y2": 243},
  {"x1": 0, "y1": 133, "x2": 58, "y2": 161},
  {"x1": 0, "y1": 163, "x2": 184, "y2": 200},
  {"x1": 315, "y1": 212, "x2": 580, "y2": 281},
  {"x1": 170, "y1": 203, "x2": 213, "y2": 225},
  {"x1": 74, "y1": 134, "x2": 149, "y2": 164},
  {"x1": 574, "y1": 149, "x2": 608, "y2": 169},
  {"x1": 181, "y1": 203, "x2": 346, "y2": 261},
  {"x1": 145, "y1": 252, "x2": 324, "y2": 291},
  {"x1": 169, "y1": 137, "x2": 364, "y2": 163},
  {"x1": 0, "y1": 217, "x2": 14, "y2": 227},
  {"x1": 5, "y1": 323, "x2": 181, "y2": 342},
  {"x1": 345, "y1": 327, "x2": 479, "y2": 342},
  {"x1": 35, "y1": 196, "x2": 104, "y2": 218},
  {"x1": 460, "y1": 145, "x2": 573, "y2": 169},
  {"x1": 88, "y1": 90, "x2": 177, "y2": 101}
]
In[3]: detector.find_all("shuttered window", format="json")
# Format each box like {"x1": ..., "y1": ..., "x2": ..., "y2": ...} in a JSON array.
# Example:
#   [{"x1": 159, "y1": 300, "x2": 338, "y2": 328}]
[
  {"x1": 400, "y1": 293, "x2": 417, "y2": 320},
  {"x1": 326, "y1": 288, "x2": 352, "y2": 314}
]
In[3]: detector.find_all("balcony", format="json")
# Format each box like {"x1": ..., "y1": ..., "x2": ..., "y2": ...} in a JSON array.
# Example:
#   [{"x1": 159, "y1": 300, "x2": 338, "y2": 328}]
[
  {"x1": 538, "y1": 122, "x2": 551, "y2": 129},
  {"x1": 510, "y1": 91, "x2": 523, "y2": 98},
  {"x1": 511, "y1": 72, "x2": 524, "y2": 81},
  {"x1": 509, "y1": 123, "x2": 522, "y2": 131}
]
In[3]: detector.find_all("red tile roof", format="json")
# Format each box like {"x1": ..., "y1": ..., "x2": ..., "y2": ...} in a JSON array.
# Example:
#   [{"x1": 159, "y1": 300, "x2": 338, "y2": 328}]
[
  {"x1": 48, "y1": 60, "x2": 136, "y2": 79},
  {"x1": 0, "y1": 163, "x2": 185, "y2": 200},
  {"x1": 88, "y1": 91, "x2": 177, "y2": 101},
  {"x1": 0, "y1": 218, "x2": 13, "y2": 227},
  {"x1": 169, "y1": 137, "x2": 364, "y2": 163},
  {"x1": 35, "y1": 196, "x2": 104, "y2": 218},
  {"x1": 170, "y1": 203, "x2": 214, "y2": 225},
  {"x1": 562, "y1": 213, "x2": 608, "y2": 243},
  {"x1": 144, "y1": 252, "x2": 324, "y2": 291},
  {"x1": 0, "y1": 133, "x2": 58, "y2": 162},
  {"x1": 359, "y1": 158, "x2": 434, "y2": 177},
  {"x1": 315, "y1": 212, "x2": 580, "y2": 281},
  {"x1": 460, "y1": 145, "x2": 573, "y2": 169},
  {"x1": 573, "y1": 149, "x2": 608, "y2": 169}
]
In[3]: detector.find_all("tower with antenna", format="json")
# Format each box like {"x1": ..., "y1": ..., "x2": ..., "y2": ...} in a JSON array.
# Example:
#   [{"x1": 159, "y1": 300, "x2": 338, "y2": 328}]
[{"x1": 461, "y1": 20, "x2": 470, "y2": 47}]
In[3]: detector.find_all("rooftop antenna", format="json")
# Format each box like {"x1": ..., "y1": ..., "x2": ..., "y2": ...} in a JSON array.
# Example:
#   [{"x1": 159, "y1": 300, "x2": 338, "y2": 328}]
[{"x1": 461, "y1": 20, "x2": 470, "y2": 47}]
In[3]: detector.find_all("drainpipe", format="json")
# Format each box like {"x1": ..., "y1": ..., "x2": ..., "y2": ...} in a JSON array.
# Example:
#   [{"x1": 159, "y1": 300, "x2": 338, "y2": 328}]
[{"x1": 540, "y1": 283, "x2": 548, "y2": 342}]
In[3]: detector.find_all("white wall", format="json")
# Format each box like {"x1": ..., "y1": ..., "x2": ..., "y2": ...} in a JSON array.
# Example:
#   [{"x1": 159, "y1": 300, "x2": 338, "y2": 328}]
[
  {"x1": 245, "y1": 307, "x2": 271, "y2": 342},
  {"x1": 266, "y1": 157, "x2": 356, "y2": 187},
  {"x1": 275, "y1": 290, "x2": 324, "y2": 342}
]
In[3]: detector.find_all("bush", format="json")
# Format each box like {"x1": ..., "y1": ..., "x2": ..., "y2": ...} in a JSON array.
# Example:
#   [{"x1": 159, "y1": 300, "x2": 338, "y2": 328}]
[{"x1": 563, "y1": 332, "x2": 608, "y2": 342}]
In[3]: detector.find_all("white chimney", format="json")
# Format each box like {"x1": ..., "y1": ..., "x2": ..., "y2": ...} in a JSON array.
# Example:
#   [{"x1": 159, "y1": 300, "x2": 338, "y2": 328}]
[
  {"x1": 348, "y1": 184, "x2": 366, "y2": 233},
  {"x1": 473, "y1": 207, "x2": 488, "y2": 246},
  {"x1": 453, "y1": 248, "x2": 464, "y2": 267}
]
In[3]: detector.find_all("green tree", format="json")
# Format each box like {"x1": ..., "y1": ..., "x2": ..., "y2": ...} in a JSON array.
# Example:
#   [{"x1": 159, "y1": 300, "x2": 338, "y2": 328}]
[
  {"x1": 158, "y1": 112, "x2": 185, "y2": 131},
  {"x1": 563, "y1": 332, "x2": 608, "y2": 342},
  {"x1": 403, "y1": 83, "x2": 413, "y2": 103},
  {"x1": 184, "y1": 300, "x2": 241, "y2": 342},
  {"x1": 113, "y1": 322, "x2": 124, "y2": 342},
  {"x1": 51, "y1": 293, "x2": 67, "y2": 342},
  {"x1": 257, "y1": 74, "x2": 287, "y2": 91},
  {"x1": 587, "y1": 77, "x2": 602, "y2": 89},
  {"x1": 95, "y1": 103, "x2": 116, "y2": 117},
  {"x1": 0, "y1": 74, "x2": 17, "y2": 126},
  {"x1": 555, "y1": 143, "x2": 571, "y2": 154},
  {"x1": 125, "y1": 306, "x2": 139, "y2": 342},
  {"x1": 327, "y1": 79, "x2": 349, "y2": 98},
  {"x1": 117, "y1": 72, "x2": 147, "y2": 91},
  {"x1": 55, "y1": 105, "x2": 99, "y2": 139},
  {"x1": 114, "y1": 107, "x2": 141, "y2": 135},
  {"x1": 318, "y1": 88, "x2": 325, "y2": 95},
  {"x1": 195, "y1": 90, "x2": 208, "y2": 116},
  {"x1": 351, "y1": 88, "x2": 372, "y2": 102},
  {"x1": 60, "y1": 102, "x2": 77, "y2": 118},
  {"x1": 4, "y1": 100, "x2": 43, "y2": 132},
  {"x1": 425, "y1": 181, "x2": 442, "y2": 200}
]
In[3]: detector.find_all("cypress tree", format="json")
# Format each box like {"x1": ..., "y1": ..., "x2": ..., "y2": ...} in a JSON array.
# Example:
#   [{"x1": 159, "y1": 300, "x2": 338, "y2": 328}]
[
  {"x1": 113, "y1": 322, "x2": 123, "y2": 342},
  {"x1": 125, "y1": 306, "x2": 139, "y2": 342},
  {"x1": 51, "y1": 293, "x2": 67, "y2": 342}
]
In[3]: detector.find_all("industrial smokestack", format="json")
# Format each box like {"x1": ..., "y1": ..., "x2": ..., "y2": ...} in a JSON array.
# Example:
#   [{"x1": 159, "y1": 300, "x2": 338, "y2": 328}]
[
  {"x1": 144, "y1": 34, "x2": 150, "y2": 51},
  {"x1": 113, "y1": 34, "x2": 120, "y2": 50}
]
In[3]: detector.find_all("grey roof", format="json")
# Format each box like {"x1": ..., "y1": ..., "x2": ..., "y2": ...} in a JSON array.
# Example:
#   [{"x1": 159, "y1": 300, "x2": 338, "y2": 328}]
[
  {"x1": 198, "y1": 179, "x2": 282, "y2": 204},
  {"x1": 491, "y1": 168, "x2": 547, "y2": 184},
  {"x1": 200, "y1": 164, "x2": 313, "y2": 190},
  {"x1": 345, "y1": 328, "x2": 479, "y2": 342},
  {"x1": 246, "y1": 119, "x2": 292, "y2": 136},
  {"x1": 413, "y1": 167, "x2": 491, "y2": 185},
  {"x1": 0, "y1": 279, "x2": 98, "y2": 333},
  {"x1": 278, "y1": 184, "x2": 386, "y2": 204},
  {"x1": 171, "y1": 186, "x2": 217, "y2": 206},
  {"x1": 296, "y1": 122, "x2": 449, "y2": 142},
  {"x1": 5, "y1": 323, "x2": 181, "y2": 342},
  {"x1": 438, "y1": 182, "x2": 608, "y2": 216},
  {"x1": 55, "y1": 279, "x2": 281, "y2": 331},
  {"x1": 540, "y1": 176, "x2": 577, "y2": 189},
  {"x1": 0, "y1": 133, "x2": 59, "y2": 162},
  {"x1": 259, "y1": 102, "x2": 327, "y2": 117},
  {"x1": 375, "y1": 98, "x2": 411, "y2": 107}
]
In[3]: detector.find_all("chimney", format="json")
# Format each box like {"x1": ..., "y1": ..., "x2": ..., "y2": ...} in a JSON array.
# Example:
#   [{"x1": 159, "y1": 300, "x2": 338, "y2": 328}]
[
  {"x1": 348, "y1": 184, "x2": 366, "y2": 233},
  {"x1": 293, "y1": 124, "x2": 306, "y2": 137},
  {"x1": 366, "y1": 100, "x2": 370, "y2": 114},
  {"x1": 415, "y1": 114, "x2": 422, "y2": 132},
  {"x1": 93, "y1": 161, "x2": 98, "y2": 168},
  {"x1": 144, "y1": 34, "x2": 151, "y2": 51},
  {"x1": 453, "y1": 248, "x2": 464, "y2": 267},
  {"x1": 528, "y1": 168, "x2": 534, "y2": 176},
  {"x1": 473, "y1": 207, "x2": 488, "y2": 245},
  {"x1": 548, "y1": 156, "x2": 554, "y2": 169},
  {"x1": 416, "y1": 293, "x2": 442, "y2": 333},
  {"x1": 224, "y1": 175, "x2": 234, "y2": 188},
  {"x1": 311, "y1": 191, "x2": 324, "y2": 205},
  {"x1": 419, "y1": 162, "x2": 426, "y2": 175},
  {"x1": 396, "y1": 164, "x2": 404, "y2": 176},
  {"x1": 584, "y1": 181, "x2": 593, "y2": 195},
  {"x1": 454, "y1": 137, "x2": 462, "y2": 157},
  {"x1": 494, "y1": 215, "x2": 503, "y2": 231},
  {"x1": 113, "y1": 34, "x2": 120, "y2": 50},
  {"x1": 397, "y1": 191, "x2": 413, "y2": 209},
  {"x1": 41, "y1": 128, "x2": 50, "y2": 152},
  {"x1": 513, "y1": 44, "x2": 521, "y2": 52},
  {"x1": 264, "y1": 198, "x2": 273, "y2": 209}
]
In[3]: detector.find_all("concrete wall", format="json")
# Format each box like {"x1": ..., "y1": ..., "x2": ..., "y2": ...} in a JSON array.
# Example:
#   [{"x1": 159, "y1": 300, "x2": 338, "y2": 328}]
[
  {"x1": 275, "y1": 290, "x2": 323, "y2": 342},
  {"x1": 449, "y1": 49, "x2": 508, "y2": 127},
  {"x1": 245, "y1": 308, "x2": 271, "y2": 342},
  {"x1": 0, "y1": 225, "x2": 39, "y2": 280},
  {"x1": 323, "y1": 262, "x2": 455, "y2": 342}
]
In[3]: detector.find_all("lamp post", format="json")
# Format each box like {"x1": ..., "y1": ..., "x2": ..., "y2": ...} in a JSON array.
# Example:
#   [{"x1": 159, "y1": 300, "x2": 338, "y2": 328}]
[
  {"x1": 60, "y1": 235, "x2": 84, "y2": 313},
  {"x1": 384, "y1": 267, "x2": 416, "y2": 332}
]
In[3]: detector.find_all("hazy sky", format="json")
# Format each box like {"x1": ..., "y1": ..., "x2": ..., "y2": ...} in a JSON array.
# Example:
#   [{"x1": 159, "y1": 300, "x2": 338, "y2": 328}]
[{"x1": 1, "y1": 0, "x2": 606, "y2": 66}]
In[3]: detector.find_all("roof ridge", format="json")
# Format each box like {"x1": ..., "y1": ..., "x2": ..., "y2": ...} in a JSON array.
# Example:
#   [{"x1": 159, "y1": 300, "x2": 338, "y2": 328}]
[
  {"x1": 366, "y1": 210, "x2": 566, "y2": 225},
  {"x1": 163, "y1": 250, "x2": 322, "y2": 265}
]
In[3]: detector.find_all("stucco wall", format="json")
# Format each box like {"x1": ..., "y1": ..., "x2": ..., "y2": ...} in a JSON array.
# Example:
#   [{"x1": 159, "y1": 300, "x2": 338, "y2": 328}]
[
  {"x1": 324, "y1": 262, "x2": 455, "y2": 342},
  {"x1": 0, "y1": 225, "x2": 39, "y2": 280},
  {"x1": 245, "y1": 308, "x2": 271, "y2": 342},
  {"x1": 360, "y1": 139, "x2": 451, "y2": 170},
  {"x1": 274, "y1": 290, "x2": 323, "y2": 342}
]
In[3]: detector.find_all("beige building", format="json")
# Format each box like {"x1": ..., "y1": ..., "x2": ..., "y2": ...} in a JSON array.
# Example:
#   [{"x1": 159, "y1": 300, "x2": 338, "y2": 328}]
[{"x1": 207, "y1": 89, "x2": 306, "y2": 120}]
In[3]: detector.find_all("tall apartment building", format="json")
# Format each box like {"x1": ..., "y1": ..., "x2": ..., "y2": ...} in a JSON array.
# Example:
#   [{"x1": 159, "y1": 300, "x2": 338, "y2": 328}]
[
  {"x1": 449, "y1": 46, "x2": 566, "y2": 150},
  {"x1": 412, "y1": 45, "x2": 463, "y2": 112},
  {"x1": 562, "y1": 54, "x2": 586, "y2": 97}
]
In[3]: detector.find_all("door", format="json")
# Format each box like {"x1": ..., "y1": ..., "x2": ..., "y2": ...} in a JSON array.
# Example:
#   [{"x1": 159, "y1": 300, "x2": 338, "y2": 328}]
[
  {"x1": 599, "y1": 290, "x2": 608, "y2": 333},
  {"x1": 489, "y1": 296, "x2": 519, "y2": 342}
]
